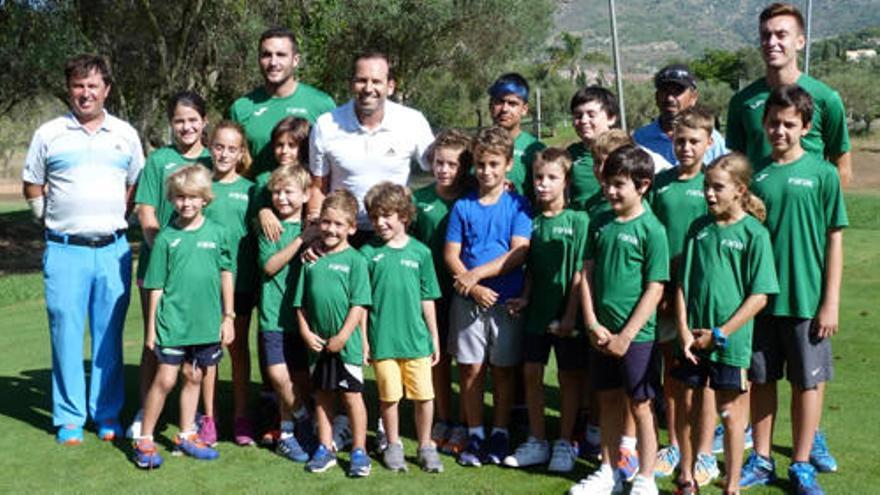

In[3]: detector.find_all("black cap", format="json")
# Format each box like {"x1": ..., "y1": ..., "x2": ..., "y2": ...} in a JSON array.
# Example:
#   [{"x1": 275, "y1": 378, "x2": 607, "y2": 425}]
[{"x1": 654, "y1": 64, "x2": 696, "y2": 89}]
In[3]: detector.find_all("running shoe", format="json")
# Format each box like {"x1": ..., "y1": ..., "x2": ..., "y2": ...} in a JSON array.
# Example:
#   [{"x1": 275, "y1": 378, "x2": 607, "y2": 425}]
[
  {"x1": 431, "y1": 421, "x2": 451, "y2": 450},
  {"x1": 174, "y1": 433, "x2": 219, "y2": 460},
  {"x1": 418, "y1": 444, "x2": 444, "y2": 473},
  {"x1": 739, "y1": 452, "x2": 776, "y2": 489},
  {"x1": 548, "y1": 439, "x2": 577, "y2": 473},
  {"x1": 383, "y1": 441, "x2": 407, "y2": 472},
  {"x1": 442, "y1": 424, "x2": 468, "y2": 455},
  {"x1": 348, "y1": 447, "x2": 372, "y2": 477},
  {"x1": 457, "y1": 435, "x2": 484, "y2": 467},
  {"x1": 56, "y1": 424, "x2": 83, "y2": 445},
  {"x1": 655, "y1": 444, "x2": 680, "y2": 478},
  {"x1": 789, "y1": 461, "x2": 825, "y2": 495},
  {"x1": 233, "y1": 416, "x2": 256, "y2": 446},
  {"x1": 132, "y1": 438, "x2": 163, "y2": 469},
  {"x1": 198, "y1": 415, "x2": 217, "y2": 447},
  {"x1": 694, "y1": 452, "x2": 720, "y2": 487},
  {"x1": 809, "y1": 430, "x2": 838, "y2": 473},
  {"x1": 711, "y1": 424, "x2": 725, "y2": 454},
  {"x1": 617, "y1": 447, "x2": 640, "y2": 482},
  {"x1": 98, "y1": 419, "x2": 122, "y2": 442},
  {"x1": 502, "y1": 436, "x2": 550, "y2": 467},
  {"x1": 332, "y1": 415, "x2": 353, "y2": 451},
  {"x1": 277, "y1": 433, "x2": 309, "y2": 462},
  {"x1": 306, "y1": 444, "x2": 337, "y2": 473},
  {"x1": 630, "y1": 474, "x2": 659, "y2": 495},
  {"x1": 568, "y1": 466, "x2": 624, "y2": 495},
  {"x1": 483, "y1": 430, "x2": 510, "y2": 465}
]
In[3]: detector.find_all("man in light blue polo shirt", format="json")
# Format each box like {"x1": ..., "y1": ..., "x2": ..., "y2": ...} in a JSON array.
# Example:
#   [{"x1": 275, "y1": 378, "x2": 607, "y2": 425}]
[
  {"x1": 633, "y1": 64, "x2": 727, "y2": 166},
  {"x1": 22, "y1": 54, "x2": 144, "y2": 445}
]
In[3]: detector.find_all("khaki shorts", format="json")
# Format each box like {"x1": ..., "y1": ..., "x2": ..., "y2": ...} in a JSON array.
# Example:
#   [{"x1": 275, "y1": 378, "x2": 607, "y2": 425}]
[{"x1": 374, "y1": 356, "x2": 434, "y2": 402}]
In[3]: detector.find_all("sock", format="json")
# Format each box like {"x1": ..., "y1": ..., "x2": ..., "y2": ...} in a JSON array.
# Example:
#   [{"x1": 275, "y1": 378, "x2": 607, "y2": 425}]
[
  {"x1": 586, "y1": 424, "x2": 601, "y2": 445},
  {"x1": 136, "y1": 434, "x2": 153, "y2": 442},
  {"x1": 292, "y1": 406, "x2": 308, "y2": 421},
  {"x1": 468, "y1": 426, "x2": 485, "y2": 440},
  {"x1": 178, "y1": 430, "x2": 197, "y2": 441},
  {"x1": 620, "y1": 435, "x2": 637, "y2": 452},
  {"x1": 491, "y1": 427, "x2": 509, "y2": 437}
]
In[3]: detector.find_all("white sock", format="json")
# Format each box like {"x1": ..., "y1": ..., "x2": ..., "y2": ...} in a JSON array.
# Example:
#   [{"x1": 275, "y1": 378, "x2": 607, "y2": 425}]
[
  {"x1": 491, "y1": 427, "x2": 509, "y2": 437},
  {"x1": 620, "y1": 435, "x2": 637, "y2": 451},
  {"x1": 586, "y1": 424, "x2": 601, "y2": 444},
  {"x1": 468, "y1": 426, "x2": 485, "y2": 440}
]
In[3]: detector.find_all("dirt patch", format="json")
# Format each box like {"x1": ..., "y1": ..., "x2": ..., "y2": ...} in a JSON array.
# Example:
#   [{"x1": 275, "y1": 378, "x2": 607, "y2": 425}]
[
  {"x1": 0, "y1": 209, "x2": 44, "y2": 275},
  {"x1": 851, "y1": 136, "x2": 880, "y2": 192}
]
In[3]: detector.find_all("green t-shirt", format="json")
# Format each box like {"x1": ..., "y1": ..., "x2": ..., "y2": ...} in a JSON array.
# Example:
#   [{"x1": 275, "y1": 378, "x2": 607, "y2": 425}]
[
  {"x1": 143, "y1": 218, "x2": 233, "y2": 347},
  {"x1": 726, "y1": 74, "x2": 851, "y2": 168},
  {"x1": 229, "y1": 83, "x2": 335, "y2": 179},
  {"x1": 205, "y1": 177, "x2": 256, "y2": 293},
  {"x1": 751, "y1": 153, "x2": 848, "y2": 318},
  {"x1": 411, "y1": 183, "x2": 456, "y2": 297},
  {"x1": 258, "y1": 221, "x2": 303, "y2": 333},
  {"x1": 566, "y1": 142, "x2": 601, "y2": 211},
  {"x1": 360, "y1": 237, "x2": 441, "y2": 360},
  {"x1": 649, "y1": 169, "x2": 707, "y2": 260},
  {"x1": 510, "y1": 131, "x2": 546, "y2": 198},
  {"x1": 586, "y1": 209, "x2": 669, "y2": 342},
  {"x1": 293, "y1": 247, "x2": 372, "y2": 366},
  {"x1": 525, "y1": 209, "x2": 589, "y2": 335},
  {"x1": 679, "y1": 215, "x2": 780, "y2": 367}
]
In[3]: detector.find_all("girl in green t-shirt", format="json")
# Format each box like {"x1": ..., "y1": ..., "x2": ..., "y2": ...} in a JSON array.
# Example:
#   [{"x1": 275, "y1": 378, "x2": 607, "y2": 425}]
[{"x1": 256, "y1": 117, "x2": 311, "y2": 242}]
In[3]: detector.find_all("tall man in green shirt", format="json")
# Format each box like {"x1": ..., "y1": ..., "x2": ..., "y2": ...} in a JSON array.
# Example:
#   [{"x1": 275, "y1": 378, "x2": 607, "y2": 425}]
[{"x1": 725, "y1": 2, "x2": 851, "y2": 186}]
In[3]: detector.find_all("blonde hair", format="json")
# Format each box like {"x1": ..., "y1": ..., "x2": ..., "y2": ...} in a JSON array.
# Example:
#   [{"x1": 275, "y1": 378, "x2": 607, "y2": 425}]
[
  {"x1": 674, "y1": 105, "x2": 715, "y2": 136},
  {"x1": 321, "y1": 189, "x2": 359, "y2": 227},
  {"x1": 473, "y1": 126, "x2": 513, "y2": 161},
  {"x1": 268, "y1": 164, "x2": 311, "y2": 193},
  {"x1": 364, "y1": 182, "x2": 416, "y2": 225},
  {"x1": 210, "y1": 120, "x2": 253, "y2": 178},
  {"x1": 706, "y1": 153, "x2": 766, "y2": 222},
  {"x1": 533, "y1": 147, "x2": 573, "y2": 178},
  {"x1": 165, "y1": 164, "x2": 213, "y2": 204},
  {"x1": 590, "y1": 129, "x2": 633, "y2": 159}
]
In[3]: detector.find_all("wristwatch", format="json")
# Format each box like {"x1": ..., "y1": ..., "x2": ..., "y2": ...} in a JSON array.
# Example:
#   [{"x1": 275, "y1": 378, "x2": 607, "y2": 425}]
[
  {"x1": 223, "y1": 311, "x2": 237, "y2": 320},
  {"x1": 712, "y1": 327, "x2": 728, "y2": 350}
]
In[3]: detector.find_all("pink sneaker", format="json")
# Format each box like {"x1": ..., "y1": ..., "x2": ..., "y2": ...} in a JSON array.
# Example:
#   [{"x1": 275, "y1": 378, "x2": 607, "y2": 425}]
[
  {"x1": 199, "y1": 416, "x2": 217, "y2": 447},
  {"x1": 234, "y1": 416, "x2": 255, "y2": 446}
]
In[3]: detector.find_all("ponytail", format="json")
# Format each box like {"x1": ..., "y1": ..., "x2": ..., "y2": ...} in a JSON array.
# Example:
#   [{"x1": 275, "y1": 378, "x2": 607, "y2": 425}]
[{"x1": 743, "y1": 192, "x2": 766, "y2": 222}]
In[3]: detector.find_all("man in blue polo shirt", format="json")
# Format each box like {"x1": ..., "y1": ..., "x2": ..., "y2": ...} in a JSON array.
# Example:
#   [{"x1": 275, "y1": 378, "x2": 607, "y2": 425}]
[
  {"x1": 22, "y1": 54, "x2": 144, "y2": 445},
  {"x1": 633, "y1": 64, "x2": 727, "y2": 166}
]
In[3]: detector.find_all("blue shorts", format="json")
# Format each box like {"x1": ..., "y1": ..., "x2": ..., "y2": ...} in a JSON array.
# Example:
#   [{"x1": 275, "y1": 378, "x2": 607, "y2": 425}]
[
  {"x1": 259, "y1": 331, "x2": 309, "y2": 371},
  {"x1": 590, "y1": 341, "x2": 659, "y2": 402},
  {"x1": 154, "y1": 343, "x2": 223, "y2": 367},
  {"x1": 671, "y1": 356, "x2": 748, "y2": 392},
  {"x1": 523, "y1": 332, "x2": 589, "y2": 370}
]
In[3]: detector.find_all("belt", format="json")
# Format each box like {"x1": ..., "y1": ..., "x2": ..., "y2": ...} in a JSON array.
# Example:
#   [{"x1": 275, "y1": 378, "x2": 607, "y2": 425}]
[{"x1": 45, "y1": 229, "x2": 126, "y2": 248}]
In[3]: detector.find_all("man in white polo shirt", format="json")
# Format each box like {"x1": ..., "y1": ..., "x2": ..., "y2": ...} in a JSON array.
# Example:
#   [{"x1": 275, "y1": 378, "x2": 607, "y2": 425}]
[
  {"x1": 22, "y1": 54, "x2": 144, "y2": 445},
  {"x1": 308, "y1": 51, "x2": 434, "y2": 246}
]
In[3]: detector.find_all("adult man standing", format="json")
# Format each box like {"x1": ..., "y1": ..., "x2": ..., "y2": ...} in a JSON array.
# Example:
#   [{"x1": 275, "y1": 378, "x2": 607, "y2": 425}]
[
  {"x1": 308, "y1": 51, "x2": 434, "y2": 245},
  {"x1": 633, "y1": 64, "x2": 727, "y2": 166},
  {"x1": 726, "y1": 2, "x2": 851, "y2": 185},
  {"x1": 22, "y1": 54, "x2": 144, "y2": 444},
  {"x1": 230, "y1": 27, "x2": 336, "y2": 178}
]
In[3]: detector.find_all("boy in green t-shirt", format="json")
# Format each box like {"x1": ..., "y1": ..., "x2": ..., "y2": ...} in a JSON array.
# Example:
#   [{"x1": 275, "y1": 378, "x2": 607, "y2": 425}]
[
  {"x1": 503, "y1": 148, "x2": 589, "y2": 473},
  {"x1": 361, "y1": 182, "x2": 444, "y2": 473},
  {"x1": 133, "y1": 165, "x2": 235, "y2": 469},
  {"x1": 569, "y1": 146, "x2": 669, "y2": 495},
  {"x1": 740, "y1": 85, "x2": 847, "y2": 494},
  {"x1": 257, "y1": 165, "x2": 318, "y2": 463},
  {"x1": 294, "y1": 190, "x2": 373, "y2": 477},
  {"x1": 567, "y1": 86, "x2": 619, "y2": 211},
  {"x1": 649, "y1": 106, "x2": 713, "y2": 481}
]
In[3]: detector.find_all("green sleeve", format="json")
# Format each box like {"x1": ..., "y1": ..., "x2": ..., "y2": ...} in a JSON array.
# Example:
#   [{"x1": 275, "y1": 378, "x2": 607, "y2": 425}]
[
  {"x1": 822, "y1": 168, "x2": 849, "y2": 229},
  {"x1": 349, "y1": 255, "x2": 372, "y2": 307},
  {"x1": 573, "y1": 212, "x2": 589, "y2": 272},
  {"x1": 219, "y1": 228, "x2": 234, "y2": 273},
  {"x1": 821, "y1": 90, "x2": 851, "y2": 157},
  {"x1": 725, "y1": 96, "x2": 746, "y2": 153},
  {"x1": 292, "y1": 264, "x2": 306, "y2": 308},
  {"x1": 585, "y1": 222, "x2": 598, "y2": 261},
  {"x1": 257, "y1": 233, "x2": 279, "y2": 271},
  {"x1": 644, "y1": 223, "x2": 670, "y2": 283},
  {"x1": 143, "y1": 234, "x2": 168, "y2": 289},
  {"x1": 747, "y1": 228, "x2": 780, "y2": 296},
  {"x1": 135, "y1": 153, "x2": 162, "y2": 206},
  {"x1": 420, "y1": 249, "x2": 442, "y2": 300}
]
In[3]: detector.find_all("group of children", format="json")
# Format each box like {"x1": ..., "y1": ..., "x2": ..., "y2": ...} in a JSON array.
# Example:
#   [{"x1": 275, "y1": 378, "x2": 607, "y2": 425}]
[{"x1": 126, "y1": 79, "x2": 845, "y2": 495}]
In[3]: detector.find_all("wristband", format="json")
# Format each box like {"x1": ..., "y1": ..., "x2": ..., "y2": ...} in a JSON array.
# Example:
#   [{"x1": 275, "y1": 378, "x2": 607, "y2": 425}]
[
  {"x1": 27, "y1": 196, "x2": 45, "y2": 221},
  {"x1": 588, "y1": 321, "x2": 600, "y2": 333},
  {"x1": 223, "y1": 311, "x2": 236, "y2": 320},
  {"x1": 712, "y1": 326, "x2": 728, "y2": 350}
]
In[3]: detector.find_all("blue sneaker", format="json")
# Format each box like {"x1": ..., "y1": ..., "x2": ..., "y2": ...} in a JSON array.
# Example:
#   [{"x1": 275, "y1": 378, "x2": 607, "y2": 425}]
[
  {"x1": 654, "y1": 444, "x2": 680, "y2": 478},
  {"x1": 174, "y1": 433, "x2": 219, "y2": 460},
  {"x1": 789, "y1": 461, "x2": 825, "y2": 495},
  {"x1": 348, "y1": 448, "x2": 372, "y2": 477},
  {"x1": 579, "y1": 438, "x2": 602, "y2": 461},
  {"x1": 810, "y1": 430, "x2": 838, "y2": 473},
  {"x1": 277, "y1": 434, "x2": 309, "y2": 462},
  {"x1": 56, "y1": 424, "x2": 84, "y2": 445},
  {"x1": 711, "y1": 424, "x2": 725, "y2": 454},
  {"x1": 132, "y1": 438, "x2": 164, "y2": 469},
  {"x1": 617, "y1": 447, "x2": 639, "y2": 482},
  {"x1": 745, "y1": 424, "x2": 754, "y2": 451},
  {"x1": 97, "y1": 419, "x2": 122, "y2": 441},
  {"x1": 307, "y1": 444, "x2": 337, "y2": 473},
  {"x1": 457, "y1": 435, "x2": 483, "y2": 467},
  {"x1": 483, "y1": 430, "x2": 510, "y2": 465},
  {"x1": 739, "y1": 451, "x2": 776, "y2": 489}
]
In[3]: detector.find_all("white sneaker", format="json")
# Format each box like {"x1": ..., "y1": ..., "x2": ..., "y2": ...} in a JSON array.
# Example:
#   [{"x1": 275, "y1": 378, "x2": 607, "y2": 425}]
[
  {"x1": 331, "y1": 415, "x2": 353, "y2": 451},
  {"x1": 374, "y1": 417, "x2": 388, "y2": 454},
  {"x1": 630, "y1": 474, "x2": 659, "y2": 495},
  {"x1": 502, "y1": 436, "x2": 550, "y2": 467},
  {"x1": 568, "y1": 465, "x2": 624, "y2": 495},
  {"x1": 126, "y1": 409, "x2": 144, "y2": 439},
  {"x1": 548, "y1": 439, "x2": 577, "y2": 472}
]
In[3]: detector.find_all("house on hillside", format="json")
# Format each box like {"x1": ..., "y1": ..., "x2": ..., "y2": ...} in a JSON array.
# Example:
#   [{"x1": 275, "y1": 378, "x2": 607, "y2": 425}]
[{"x1": 846, "y1": 49, "x2": 877, "y2": 62}]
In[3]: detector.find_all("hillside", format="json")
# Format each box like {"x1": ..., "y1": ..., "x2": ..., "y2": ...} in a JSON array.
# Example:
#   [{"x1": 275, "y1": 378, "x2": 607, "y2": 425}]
[{"x1": 554, "y1": 0, "x2": 880, "y2": 71}]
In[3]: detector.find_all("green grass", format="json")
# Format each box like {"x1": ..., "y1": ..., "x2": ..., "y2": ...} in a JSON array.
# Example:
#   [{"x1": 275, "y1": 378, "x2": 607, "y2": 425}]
[{"x1": 0, "y1": 194, "x2": 878, "y2": 493}]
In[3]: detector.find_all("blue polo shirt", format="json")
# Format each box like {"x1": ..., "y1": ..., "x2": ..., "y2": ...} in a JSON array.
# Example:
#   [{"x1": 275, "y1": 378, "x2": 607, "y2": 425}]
[{"x1": 633, "y1": 119, "x2": 727, "y2": 166}]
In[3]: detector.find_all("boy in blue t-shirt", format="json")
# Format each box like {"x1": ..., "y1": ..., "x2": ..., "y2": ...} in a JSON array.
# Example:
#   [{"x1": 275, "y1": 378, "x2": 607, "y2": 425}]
[{"x1": 445, "y1": 126, "x2": 532, "y2": 467}]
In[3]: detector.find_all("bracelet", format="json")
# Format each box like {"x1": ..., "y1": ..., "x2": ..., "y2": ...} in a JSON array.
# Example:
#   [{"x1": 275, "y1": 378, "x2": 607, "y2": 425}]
[
  {"x1": 712, "y1": 326, "x2": 728, "y2": 350},
  {"x1": 223, "y1": 311, "x2": 236, "y2": 320},
  {"x1": 588, "y1": 321, "x2": 600, "y2": 333}
]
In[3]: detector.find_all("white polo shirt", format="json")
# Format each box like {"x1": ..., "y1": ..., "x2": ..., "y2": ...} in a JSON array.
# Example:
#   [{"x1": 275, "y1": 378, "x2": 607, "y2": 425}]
[
  {"x1": 22, "y1": 111, "x2": 144, "y2": 236},
  {"x1": 309, "y1": 99, "x2": 434, "y2": 229}
]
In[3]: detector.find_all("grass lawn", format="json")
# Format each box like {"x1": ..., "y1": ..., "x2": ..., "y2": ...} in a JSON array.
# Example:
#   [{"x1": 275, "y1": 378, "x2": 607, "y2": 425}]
[{"x1": 0, "y1": 192, "x2": 878, "y2": 494}]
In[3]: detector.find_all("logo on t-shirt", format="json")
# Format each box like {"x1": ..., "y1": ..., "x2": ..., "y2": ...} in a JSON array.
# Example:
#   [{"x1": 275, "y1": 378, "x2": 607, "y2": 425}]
[
  {"x1": 617, "y1": 232, "x2": 639, "y2": 247},
  {"x1": 421, "y1": 204, "x2": 435, "y2": 213},
  {"x1": 164, "y1": 162, "x2": 180, "y2": 170},
  {"x1": 788, "y1": 177, "x2": 814, "y2": 188},
  {"x1": 286, "y1": 107, "x2": 307, "y2": 116},
  {"x1": 721, "y1": 238, "x2": 745, "y2": 251},
  {"x1": 656, "y1": 185, "x2": 671, "y2": 195},
  {"x1": 552, "y1": 226, "x2": 574, "y2": 237},
  {"x1": 197, "y1": 241, "x2": 217, "y2": 249},
  {"x1": 328, "y1": 263, "x2": 350, "y2": 273},
  {"x1": 748, "y1": 99, "x2": 766, "y2": 111},
  {"x1": 170, "y1": 238, "x2": 182, "y2": 248},
  {"x1": 253, "y1": 107, "x2": 268, "y2": 117},
  {"x1": 229, "y1": 192, "x2": 249, "y2": 201},
  {"x1": 371, "y1": 253, "x2": 385, "y2": 263},
  {"x1": 686, "y1": 189, "x2": 705, "y2": 198},
  {"x1": 400, "y1": 259, "x2": 419, "y2": 269},
  {"x1": 754, "y1": 172, "x2": 770, "y2": 183}
]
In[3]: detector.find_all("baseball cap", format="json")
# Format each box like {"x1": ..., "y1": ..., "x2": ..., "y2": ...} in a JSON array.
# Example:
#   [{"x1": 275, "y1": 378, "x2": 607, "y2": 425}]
[{"x1": 654, "y1": 64, "x2": 696, "y2": 89}]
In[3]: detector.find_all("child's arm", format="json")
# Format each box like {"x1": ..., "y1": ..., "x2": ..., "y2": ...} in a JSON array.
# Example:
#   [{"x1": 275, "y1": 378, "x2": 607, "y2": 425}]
[
  {"x1": 421, "y1": 300, "x2": 442, "y2": 365},
  {"x1": 505, "y1": 271, "x2": 532, "y2": 317},
  {"x1": 257, "y1": 207, "x2": 284, "y2": 242},
  {"x1": 145, "y1": 288, "x2": 163, "y2": 350},
  {"x1": 220, "y1": 270, "x2": 235, "y2": 346},
  {"x1": 297, "y1": 308, "x2": 326, "y2": 352},
  {"x1": 137, "y1": 204, "x2": 161, "y2": 248},
  {"x1": 324, "y1": 306, "x2": 367, "y2": 353},
  {"x1": 604, "y1": 281, "x2": 664, "y2": 358},
  {"x1": 579, "y1": 260, "x2": 612, "y2": 348},
  {"x1": 815, "y1": 228, "x2": 844, "y2": 338},
  {"x1": 453, "y1": 236, "x2": 530, "y2": 295},
  {"x1": 691, "y1": 293, "x2": 769, "y2": 352},
  {"x1": 262, "y1": 224, "x2": 318, "y2": 276},
  {"x1": 444, "y1": 240, "x2": 500, "y2": 306},
  {"x1": 556, "y1": 269, "x2": 583, "y2": 337},
  {"x1": 675, "y1": 285, "x2": 698, "y2": 364},
  {"x1": 360, "y1": 311, "x2": 370, "y2": 365}
]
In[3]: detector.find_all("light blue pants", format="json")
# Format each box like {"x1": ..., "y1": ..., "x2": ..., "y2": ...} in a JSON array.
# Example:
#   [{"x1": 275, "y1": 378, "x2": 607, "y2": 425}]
[{"x1": 43, "y1": 234, "x2": 131, "y2": 427}]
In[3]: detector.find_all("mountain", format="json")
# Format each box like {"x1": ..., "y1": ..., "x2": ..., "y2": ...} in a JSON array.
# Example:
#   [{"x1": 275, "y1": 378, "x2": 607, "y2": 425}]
[{"x1": 553, "y1": 0, "x2": 880, "y2": 71}]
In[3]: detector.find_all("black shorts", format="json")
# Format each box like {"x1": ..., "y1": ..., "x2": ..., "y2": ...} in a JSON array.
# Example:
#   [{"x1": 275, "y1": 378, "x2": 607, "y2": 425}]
[
  {"x1": 310, "y1": 352, "x2": 364, "y2": 393},
  {"x1": 234, "y1": 290, "x2": 258, "y2": 316},
  {"x1": 749, "y1": 315, "x2": 833, "y2": 389},
  {"x1": 435, "y1": 293, "x2": 451, "y2": 354},
  {"x1": 671, "y1": 356, "x2": 748, "y2": 392},
  {"x1": 590, "y1": 341, "x2": 659, "y2": 402},
  {"x1": 523, "y1": 332, "x2": 589, "y2": 371},
  {"x1": 154, "y1": 343, "x2": 223, "y2": 367},
  {"x1": 259, "y1": 331, "x2": 309, "y2": 371}
]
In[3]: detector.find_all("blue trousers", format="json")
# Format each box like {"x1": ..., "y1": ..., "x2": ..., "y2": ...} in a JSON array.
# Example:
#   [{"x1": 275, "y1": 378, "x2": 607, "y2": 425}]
[{"x1": 43, "y1": 234, "x2": 131, "y2": 427}]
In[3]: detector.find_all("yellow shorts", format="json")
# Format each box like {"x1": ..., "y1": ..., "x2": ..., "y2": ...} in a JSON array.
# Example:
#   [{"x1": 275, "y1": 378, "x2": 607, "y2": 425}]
[{"x1": 374, "y1": 357, "x2": 434, "y2": 402}]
